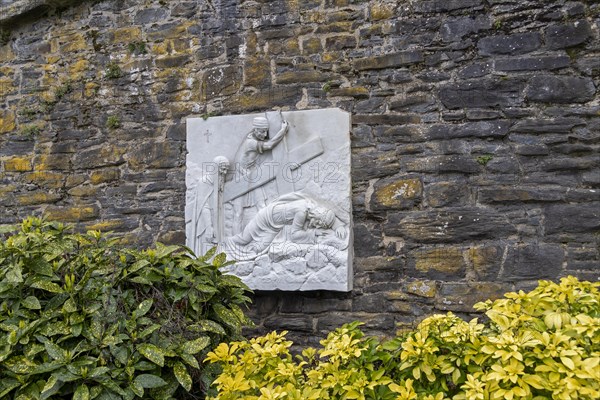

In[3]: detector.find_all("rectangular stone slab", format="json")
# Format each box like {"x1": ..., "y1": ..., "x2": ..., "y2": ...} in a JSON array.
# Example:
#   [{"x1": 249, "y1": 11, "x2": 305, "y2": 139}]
[{"x1": 186, "y1": 108, "x2": 353, "y2": 291}]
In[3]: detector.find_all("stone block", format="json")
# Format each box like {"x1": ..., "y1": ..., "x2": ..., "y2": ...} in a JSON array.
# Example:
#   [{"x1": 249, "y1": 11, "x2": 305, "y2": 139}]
[
  {"x1": 501, "y1": 243, "x2": 564, "y2": 281},
  {"x1": 439, "y1": 78, "x2": 526, "y2": 109},
  {"x1": 15, "y1": 192, "x2": 62, "y2": 206},
  {"x1": 372, "y1": 176, "x2": 423, "y2": 211},
  {"x1": 405, "y1": 280, "x2": 437, "y2": 298},
  {"x1": 353, "y1": 223, "x2": 382, "y2": 257},
  {"x1": 354, "y1": 51, "x2": 423, "y2": 70},
  {"x1": 224, "y1": 87, "x2": 302, "y2": 113},
  {"x1": 325, "y1": 35, "x2": 356, "y2": 50},
  {"x1": 526, "y1": 75, "x2": 596, "y2": 104},
  {"x1": 440, "y1": 16, "x2": 491, "y2": 42},
  {"x1": 67, "y1": 186, "x2": 99, "y2": 197},
  {"x1": 302, "y1": 37, "x2": 322, "y2": 54},
  {"x1": 128, "y1": 142, "x2": 182, "y2": 170},
  {"x1": 410, "y1": 246, "x2": 466, "y2": 280},
  {"x1": 402, "y1": 155, "x2": 481, "y2": 174},
  {"x1": 495, "y1": 56, "x2": 570, "y2": 71},
  {"x1": 4, "y1": 156, "x2": 33, "y2": 172},
  {"x1": 426, "y1": 121, "x2": 510, "y2": 139},
  {"x1": 545, "y1": 204, "x2": 600, "y2": 235},
  {"x1": 478, "y1": 186, "x2": 565, "y2": 203},
  {"x1": 111, "y1": 27, "x2": 142, "y2": 43},
  {"x1": 0, "y1": 111, "x2": 16, "y2": 133},
  {"x1": 74, "y1": 145, "x2": 127, "y2": 170},
  {"x1": 134, "y1": 8, "x2": 168, "y2": 25},
  {"x1": 545, "y1": 20, "x2": 592, "y2": 50},
  {"x1": 352, "y1": 149, "x2": 400, "y2": 181},
  {"x1": 45, "y1": 205, "x2": 99, "y2": 222},
  {"x1": 510, "y1": 117, "x2": 584, "y2": 134},
  {"x1": 477, "y1": 32, "x2": 542, "y2": 56},
  {"x1": 385, "y1": 208, "x2": 516, "y2": 243},
  {"x1": 329, "y1": 87, "x2": 369, "y2": 98},
  {"x1": 276, "y1": 70, "x2": 330, "y2": 84},
  {"x1": 244, "y1": 59, "x2": 271, "y2": 88},
  {"x1": 353, "y1": 114, "x2": 421, "y2": 125},
  {"x1": 435, "y1": 282, "x2": 507, "y2": 312},
  {"x1": 23, "y1": 171, "x2": 66, "y2": 189},
  {"x1": 466, "y1": 245, "x2": 503, "y2": 280},
  {"x1": 34, "y1": 154, "x2": 71, "y2": 170},
  {"x1": 424, "y1": 181, "x2": 470, "y2": 208},
  {"x1": 414, "y1": 0, "x2": 482, "y2": 13}
]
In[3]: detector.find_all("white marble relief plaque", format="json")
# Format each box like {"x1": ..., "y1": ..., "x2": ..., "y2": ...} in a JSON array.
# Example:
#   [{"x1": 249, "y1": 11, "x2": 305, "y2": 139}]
[{"x1": 186, "y1": 108, "x2": 353, "y2": 291}]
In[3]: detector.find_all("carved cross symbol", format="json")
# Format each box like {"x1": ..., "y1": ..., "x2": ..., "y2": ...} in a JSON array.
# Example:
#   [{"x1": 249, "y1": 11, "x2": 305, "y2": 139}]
[
  {"x1": 223, "y1": 133, "x2": 324, "y2": 203},
  {"x1": 204, "y1": 129, "x2": 212, "y2": 143}
]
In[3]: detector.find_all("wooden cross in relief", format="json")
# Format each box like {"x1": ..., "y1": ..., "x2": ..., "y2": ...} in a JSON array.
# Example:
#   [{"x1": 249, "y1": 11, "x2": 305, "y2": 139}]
[{"x1": 223, "y1": 130, "x2": 324, "y2": 203}]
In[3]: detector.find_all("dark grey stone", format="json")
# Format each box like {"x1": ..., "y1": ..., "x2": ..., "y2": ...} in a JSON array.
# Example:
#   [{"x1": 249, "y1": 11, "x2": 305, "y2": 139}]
[
  {"x1": 134, "y1": 8, "x2": 168, "y2": 25},
  {"x1": 478, "y1": 32, "x2": 542, "y2": 56},
  {"x1": 440, "y1": 78, "x2": 526, "y2": 109},
  {"x1": 501, "y1": 243, "x2": 564, "y2": 280},
  {"x1": 526, "y1": 75, "x2": 596, "y2": 103},
  {"x1": 545, "y1": 20, "x2": 592, "y2": 50},
  {"x1": 495, "y1": 55, "x2": 570, "y2": 71},
  {"x1": 545, "y1": 204, "x2": 600, "y2": 234},
  {"x1": 440, "y1": 16, "x2": 491, "y2": 42},
  {"x1": 426, "y1": 121, "x2": 511, "y2": 139},
  {"x1": 384, "y1": 208, "x2": 516, "y2": 243}
]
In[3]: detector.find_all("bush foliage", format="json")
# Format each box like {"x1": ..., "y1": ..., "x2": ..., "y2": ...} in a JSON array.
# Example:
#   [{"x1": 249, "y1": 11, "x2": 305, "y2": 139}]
[
  {"x1": 0, "y1": 217, "x2": 252, "y2": 400},
  {"x1": 207, "y1": 276, "x2": 599, "y2": 400}
]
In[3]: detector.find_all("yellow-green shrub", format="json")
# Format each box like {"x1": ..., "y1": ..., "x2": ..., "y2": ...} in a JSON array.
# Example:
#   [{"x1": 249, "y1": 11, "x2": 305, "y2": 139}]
[{"x1": 206, "y1": 277, "x2": 599, "y2": 400}]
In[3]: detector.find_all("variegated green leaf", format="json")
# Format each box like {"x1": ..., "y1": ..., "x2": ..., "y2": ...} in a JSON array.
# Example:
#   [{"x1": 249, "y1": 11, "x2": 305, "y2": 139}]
[
  {"x1": 134, "y1": 299, "x2": 153, "y2": 318},
  {"x1": 133, "y1": 374, "x2": 167, "y2": 389},
  {"x1": 173, "y1": 362, "x2": 192, "y2": 392},
  {"x1": 22, "y1": 296, "x2": 41, "y2": 310},
  {"x1": 31, "y1": 280, "x2": 63, "y2": 293},
  {"x1": 181, "y1": 336, "x2": 210, "y2": 355},
  {"x1": 73, "y1": 384, "x2": 90, "y2": 400},
  {"x1": 137, "y1": 344, "x2": 165, "y2": 367}
]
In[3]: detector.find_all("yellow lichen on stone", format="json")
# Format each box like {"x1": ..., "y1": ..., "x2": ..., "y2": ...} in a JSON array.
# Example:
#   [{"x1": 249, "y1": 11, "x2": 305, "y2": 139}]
[
  {"x1": 406, "y1": 280, "x2": 437, "y2": 298},
  {"x1": 0, "y1": 111, "x2": 16, "y2": 133},
  {"x1": 415, "y1": 247, "x2": 465, "y2": 274},
  {"x1": 16, "y1": 192, "x2": 62, "y2": 206},
  {"x1": 4, "y1": 156, "x2": 33, "y2": 171},
  {"x1": 69, "y1": 59, "x2": 89, "y2": 80},
  {"x1": 45, "y1": 206, "x2": 98, "y2": 222},
  {"x1": 85, "y1": 219, "x2": 125, "y2": 231},
  {"x1": 84, "y1": 82, "x2": 99, "y2": 98},
  {"x1": 23, "y1": 171, "x2": 65, "y2": 188},
  {"x1": 112, "y1": 27, "x2": 142, "y2": 43},
  {"x1": 376, "y1": 178, "x2": 422, "y2": 207},
  {"x1": 0, "y1": 77, "x2": 15, "y2": 97},
  {"x1": 370, "y1": 3, "x2": 395, "y2": 21},
  {"x1": 0, "y1": 46, "x2": 14, "y2": 63},
  {"x1": 90, "y1": 168, "x2": 120, "y2": 185}
]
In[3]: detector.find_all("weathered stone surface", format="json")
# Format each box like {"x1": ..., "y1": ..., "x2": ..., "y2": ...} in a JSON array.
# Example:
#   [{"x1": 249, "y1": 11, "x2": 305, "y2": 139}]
[
  {"x1": 477, "y1": 32, "x2": 541, "y2": 55},
  {"x1": 440, "y1": 16, "x2": 491, "y2": 42},
  {"x1": 545, "y1": 204, "x2": 600, "y2": 234},
  {"x1": 385, "y1": 209, "x2": 516, "y2": 243},
  {"x1": 410, "y1": 246, "x2": 466, "y2": 280},
  {"x1": 501, "y1": 243, "x2": 564, "y2": 281},
  {"x1": 478, "y1": 187, "x2": 564, "y2": 203},
  {"x1": 495, "y1": 55, "x2": 570, "y2": 71},
  {"x1": 426, "y1": 121, "x2": 511, "y2": 139},
  {"x1": 354, "y1": 51, "x2": 423, "y2": 70},
  {"x1": 439, "y1": 78, "x2": 526, "y2": 109},
  {"x1": 372, "y1": 176, "x2": 423, "y2": 211},
  {"x1": 402, "y1": 155, "x2": 482, "y2": 174},
  {"x1": 525, "y1": 75, "x2": 596, "y2": 103},
  {"x1": 545, "y1": 20, "x2": 592, "y2": 50},
  {"x1": 436, "y1": 282, "x2": 508, "y2": 312},
  {"x1": 424, "y1": 181, "x2": 471, "y2": 208}
]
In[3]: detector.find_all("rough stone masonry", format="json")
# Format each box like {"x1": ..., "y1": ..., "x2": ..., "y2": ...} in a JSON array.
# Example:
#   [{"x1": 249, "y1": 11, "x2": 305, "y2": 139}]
[{"x1": 0, "y1": 0, "x2": 598, "y2": 346}]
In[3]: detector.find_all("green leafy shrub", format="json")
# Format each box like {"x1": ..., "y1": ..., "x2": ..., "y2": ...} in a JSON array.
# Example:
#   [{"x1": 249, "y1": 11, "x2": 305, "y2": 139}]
[
  {"x1": 0, "y1": 217, "x2": 252, "y2": 399},
  {"x1": 206, "y1": 276, "x2": 600, "y2": 400}
]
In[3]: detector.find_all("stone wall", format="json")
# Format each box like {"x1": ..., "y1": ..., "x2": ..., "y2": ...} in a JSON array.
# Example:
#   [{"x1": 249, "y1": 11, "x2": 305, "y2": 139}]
[{"x1": 1, "y1": 0, "x2": 598, "y2": 346}]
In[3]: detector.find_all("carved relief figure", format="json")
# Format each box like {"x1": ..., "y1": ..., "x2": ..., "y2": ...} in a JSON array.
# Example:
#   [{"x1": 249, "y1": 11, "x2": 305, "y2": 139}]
[
  {"x1": 228, "y1": 116, "x2": 289, "y2": 232},
  {"x1": 223, "y1": 192, "x2": 348, "y2": 261},
  {"x1": 185, "y1": 156, "x2": 229, "y2": 255}
]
